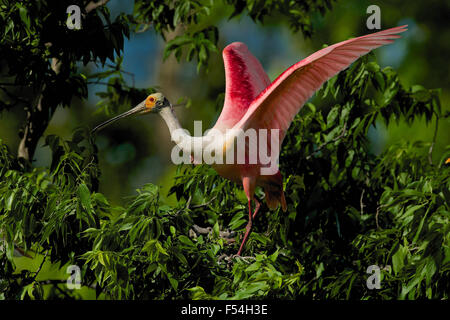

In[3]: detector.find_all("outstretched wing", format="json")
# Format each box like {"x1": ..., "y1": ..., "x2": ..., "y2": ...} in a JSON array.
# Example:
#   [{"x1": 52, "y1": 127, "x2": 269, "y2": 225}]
[
  {"x1": 235, "y1": 25, "x2": 408, "y2": 141},
  {"x1": 213, "y1": 42, "x2": 271, "y2": 130}
]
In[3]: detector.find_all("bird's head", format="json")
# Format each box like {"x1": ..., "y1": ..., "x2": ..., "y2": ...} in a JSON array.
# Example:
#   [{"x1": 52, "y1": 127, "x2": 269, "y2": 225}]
[
  {"x1": 92, "y1": 92, "x2": 171, "y2": 133},
  {"x1": 144, "y1": 92, "x2": 171, "y2": 114}
]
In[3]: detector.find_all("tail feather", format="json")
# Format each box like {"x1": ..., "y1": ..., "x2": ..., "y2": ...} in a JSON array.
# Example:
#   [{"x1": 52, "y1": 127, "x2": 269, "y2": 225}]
[
  {"x1": 262, "y1": 171, "x2": 287, "y2": 212},
  {"x1": 265, "y1": 188, "x2": 287, "y2": 212},
  {"x1": 280, "y1": 190, "x2": 287, "y2": 212}
]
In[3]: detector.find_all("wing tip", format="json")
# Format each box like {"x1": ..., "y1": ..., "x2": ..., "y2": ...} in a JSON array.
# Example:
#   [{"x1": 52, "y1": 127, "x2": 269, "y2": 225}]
[
  {"x1": 223, "y1": 42, "x2": 248, "y2": 55},
  {"x1": 394, "y1": 24, "x2": 408, "y2": 33},
  {"x1": 381, "y1": 24, "x2": 408, "y2": 34}
]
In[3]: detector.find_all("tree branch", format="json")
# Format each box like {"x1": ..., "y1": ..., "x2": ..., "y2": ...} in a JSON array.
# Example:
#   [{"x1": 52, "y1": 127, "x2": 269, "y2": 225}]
[
  {"x1": 17, "y1": 0, "x2": 110, "y2": 162},
  {"x1": 360, "y1": 189, "x2": 365, "y2": 215},
  {"x1": 190, "y1": 196, "x2": 217, "y2": 209},
  {"x1": 306, "y1": 122, "x2": 347, "y2": 160},
  {"x1": 428, "y1": 111, "x2": 439, "y2": 165},
  {"x1": 375, "y1": 203, "x2": 388, "y2": 230},
  {"x1": 0, "y1": 86, "x2": 29, "y2": 105},
  {"x1": 85, "y1": 0, "x2": 110, "y2": 14},
  {"x1": 31, "y1": 250, "x2": 49, "y2": 283}
]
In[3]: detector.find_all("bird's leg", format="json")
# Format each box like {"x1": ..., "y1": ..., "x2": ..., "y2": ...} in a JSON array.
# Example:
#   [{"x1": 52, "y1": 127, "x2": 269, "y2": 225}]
[
  {"x1": 236, "y1": 198, "x2": 260, "y2": 256},
  {"x1": 252, "y1": 198, "x2": 261, "y2": 220},
  {"x1": 236, "y1": 200, "x2": 252, "y2": 256}
]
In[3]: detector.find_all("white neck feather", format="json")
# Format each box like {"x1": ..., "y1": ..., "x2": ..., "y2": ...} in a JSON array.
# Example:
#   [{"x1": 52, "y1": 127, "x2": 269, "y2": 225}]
[{"x1": 158, "y1": 107, "x2": 207, "y2": 157}]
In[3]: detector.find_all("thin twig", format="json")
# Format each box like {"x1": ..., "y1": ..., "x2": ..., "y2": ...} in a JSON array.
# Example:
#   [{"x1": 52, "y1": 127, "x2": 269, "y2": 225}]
[
  {"x1": 190, "y1": 196, "x2": 217, "y2": 209},
  {"x1": 191, "y1": 224, "x2": 236, "y2": 240},
  {"x1": 235, "y1": 256, "x2": 257, "y2": 263},
  {"x1": 375, "y1": 205, "x2": 381, "y2": 230},
  {"x1": 105, "y1": 64, "x2": 136, "y2": 86},
  {"x1": 85, "y1": 0, "x2": 109, "y2": 13},
  {"x1": 0, "y1": 82, "x2": 23, "y2": 86},
  {"x1": 135, "y1": 23, "x2": 152, "y2": 34},
  {"x1": 185, "y1": 195, "x2": 192, "y2": 209},
  {"x1": 428, "y1": 111, "x2": 439, "y2": 165},
  {"x1": 87, "y1": 81, "x2": 132, "y2": 90},
  {"x1": 218, "y1": 254, "x2": 256, "y2": 265},
  {"x1": 306, "y1": 122, "x2": 347, "y2": 160},
  {"x1": 53, "y1": 283, "x2": 72, "y2": 298},
  {"x1": 172, "y1": 195, "x2": 192, "y2": 217},
  {"x1": 36, "y1": 279, "x2": 96, "y2": 298},
  {"x1": 0, "y1": 86, "x2": 29, "y2": 104},
  {"x1": 191, "y1": 224, "x2": 212, "y2": 235},
  {"x1": 31, "y1": 250, "x2": 49, "y2": 282},
  {"x1": 360, "y1": 189, "x2": 365, "y2": 215},
  {"x1": 375, "y1": 203, "x2": 388, "y2": 230}
]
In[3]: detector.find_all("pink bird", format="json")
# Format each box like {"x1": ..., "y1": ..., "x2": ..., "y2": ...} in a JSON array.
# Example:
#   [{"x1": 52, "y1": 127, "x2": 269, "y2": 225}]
[{"x1": 93, "y1": 25, "x2": 407, "y2": 256}]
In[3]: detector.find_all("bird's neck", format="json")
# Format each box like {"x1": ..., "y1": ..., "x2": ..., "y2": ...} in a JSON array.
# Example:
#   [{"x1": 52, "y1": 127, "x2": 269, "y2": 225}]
[
  {"x1": 159, "y1": 107, "x2": 228, "y2": 165},
  {"x1": 159, "y1": 107, "x2": 184, "y2": 137},
  {"x1": 159, "y1": 107, "x2": 199, "y2": 155}
]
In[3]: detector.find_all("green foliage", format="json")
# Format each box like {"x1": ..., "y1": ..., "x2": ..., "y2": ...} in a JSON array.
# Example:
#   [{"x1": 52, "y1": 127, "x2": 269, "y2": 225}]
[
  {"x1": 136, "y1": 0, "x2": 334, "y2": 73},
  {"x1": 0, "y1": 0, "x2": 131, "y2": 107},
  {"x1": 1, "y1": 54, "x2": 448, "y2": 299},
  {"x1": 0, "y1": 0, "x2": 335, "y2": 140},
  {"x1": 225, "y1": 0, "x2": 335, "y2": 35},
  {"x1": 0, "y1": 0, "x2": 448, "y2": 301},
  {"x1": 163, "y1": 26, "x2": 219, "y2": 73}
]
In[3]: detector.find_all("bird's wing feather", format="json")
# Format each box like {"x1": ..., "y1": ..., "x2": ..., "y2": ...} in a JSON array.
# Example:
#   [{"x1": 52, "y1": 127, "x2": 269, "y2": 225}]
[
  {"x1": 213, "y1": 42, "x2": 271, "y2": 130},
  {"x1": 235, "y1": 25, "x2": 407, "y2": 141}
]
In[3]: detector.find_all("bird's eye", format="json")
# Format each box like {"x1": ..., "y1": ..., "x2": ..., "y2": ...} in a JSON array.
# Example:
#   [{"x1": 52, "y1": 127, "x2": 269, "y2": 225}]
[{"x1": 145, "y1": 96, "x2": 156, "y2": 108}]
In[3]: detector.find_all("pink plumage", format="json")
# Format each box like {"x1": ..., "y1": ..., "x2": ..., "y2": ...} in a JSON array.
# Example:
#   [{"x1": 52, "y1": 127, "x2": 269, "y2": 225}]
[
  {"x1": 214, "y1": 42, "x2": 271, "y2": 130},
  {"x1": 93, "y1": 26, "x2": 407, "y2": 256},
  {"x1": 236, "y1": 25, "x2": 408, "y2": 142},
  {"x1": 212, "y1": 25, "x2": 407, "y2": 255}
]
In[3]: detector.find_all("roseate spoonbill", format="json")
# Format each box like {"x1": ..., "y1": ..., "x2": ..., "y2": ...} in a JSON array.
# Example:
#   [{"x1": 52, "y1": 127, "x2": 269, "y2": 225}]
[{"x1": 93, "y1": 25, "x2": 407, "y2": 255}]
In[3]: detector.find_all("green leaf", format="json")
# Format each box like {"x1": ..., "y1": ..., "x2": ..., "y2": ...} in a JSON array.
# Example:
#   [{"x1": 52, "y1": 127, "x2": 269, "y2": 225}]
[
  {"x1": 5, "y1": 192, "x2": 15, "y2": 211},
  {"x1": 168, "y1": 275, "x2": 178, "y2": 291},
  {"x1": 18, "y1": 6, "x2": 30, "y2": 30},
  {"x1": 77, "y1": 183, "x2": 93, "y2": 215},
  {"x1": 392, "y1": 245, "x2": 407, "y2": 275},
  {"x1": 178, "y1": 235, "x2": 195, "y2": 247}
]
